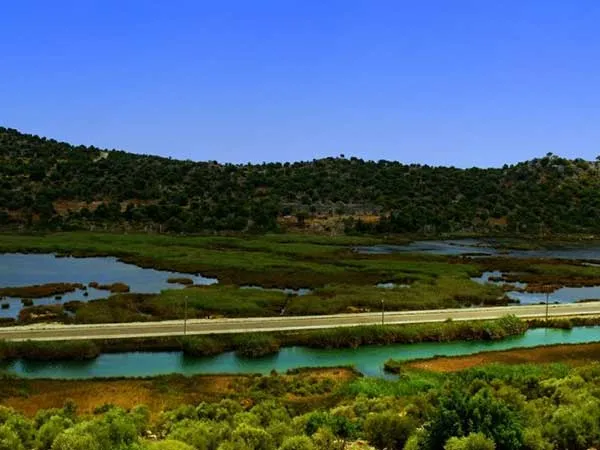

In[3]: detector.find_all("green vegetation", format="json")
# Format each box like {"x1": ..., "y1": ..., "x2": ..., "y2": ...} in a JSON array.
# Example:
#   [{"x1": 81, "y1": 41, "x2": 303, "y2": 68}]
[
  {"x1": 2, "y1": 360, "x2": 600, "y2": 449},
  {"x1": 0, "y1": 232, "x2": 512, "y2": 322},
  {"x1": 0, "y1": 283, "x2": 84, "y2": 299},
  {"x1": 0, "y1": 340, "x2": 100, "y2": 361},
  {"x1": 3, "y1": 127, "x2": 600, "y2": 235},
  {"x1": 233, "y1": 334, "x2": 281, "y2": 358},
  {"x1": 89, "y1": 282, "x2": 130, "y2": 293},
  {"x1": 0, "y1": 316, "x2": 528, "y2": 362}
]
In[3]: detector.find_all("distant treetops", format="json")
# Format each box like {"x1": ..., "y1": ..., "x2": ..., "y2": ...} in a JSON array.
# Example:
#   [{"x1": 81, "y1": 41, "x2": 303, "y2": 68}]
[{"x1": 2, "y1": 126, "x2": 599, "y2": 234}]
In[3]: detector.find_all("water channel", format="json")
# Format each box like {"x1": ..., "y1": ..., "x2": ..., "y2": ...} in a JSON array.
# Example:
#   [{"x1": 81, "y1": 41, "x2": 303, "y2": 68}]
[{"x1": 2, "y1": 327, "x2": 599, "y2": 379}]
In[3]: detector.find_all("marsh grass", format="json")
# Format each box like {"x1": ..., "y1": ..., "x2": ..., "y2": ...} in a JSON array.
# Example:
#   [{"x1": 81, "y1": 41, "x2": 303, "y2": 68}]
[
  {"x1": 0, "y1": 339, "x2": 100, "y2": 361},
  {"x1": 0, "y1": 283, "x2": 85, "y2": 298}
]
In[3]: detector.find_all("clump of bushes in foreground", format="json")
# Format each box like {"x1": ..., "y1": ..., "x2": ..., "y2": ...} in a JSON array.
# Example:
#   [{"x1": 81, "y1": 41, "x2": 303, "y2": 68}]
[{"x1": 0, "y1": 362, "x2": 598, "y2": 450}]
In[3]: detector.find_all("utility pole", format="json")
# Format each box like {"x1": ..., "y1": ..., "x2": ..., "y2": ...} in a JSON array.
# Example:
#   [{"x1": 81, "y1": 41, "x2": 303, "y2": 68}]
[
  {"x1": 184, "y1": 295, "x2": 188, "y2": 336},
  {"x1": 381, "y1": 298, "x2": 385, "y2": 326},
  {"x1": 545, "y1": 291, "x2": 549, "y2": 322}
]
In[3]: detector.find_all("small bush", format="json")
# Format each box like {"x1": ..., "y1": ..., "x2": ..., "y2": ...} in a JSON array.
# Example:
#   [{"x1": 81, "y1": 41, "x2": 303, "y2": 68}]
[
  {"x1": 234, "y1": 334, "x2": 280, "y2": 358},
  {"x1": 182, "y1": 336, "x2": 226, "y2": 356}
]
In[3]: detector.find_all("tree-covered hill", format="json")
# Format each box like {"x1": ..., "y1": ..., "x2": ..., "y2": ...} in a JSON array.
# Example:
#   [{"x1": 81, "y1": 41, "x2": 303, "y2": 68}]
[{"x1": 2, "y1": 126, "x2": 599, "y2": 234}]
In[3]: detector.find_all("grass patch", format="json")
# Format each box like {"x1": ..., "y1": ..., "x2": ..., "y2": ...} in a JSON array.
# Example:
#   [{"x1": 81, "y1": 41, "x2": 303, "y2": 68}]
[{"x1": 0, "y1": 339, "x2": 100, "y2": 361}]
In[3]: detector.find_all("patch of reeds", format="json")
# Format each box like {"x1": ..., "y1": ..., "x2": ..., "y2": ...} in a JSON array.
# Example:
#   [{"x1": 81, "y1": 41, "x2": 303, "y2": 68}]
[
  {"x1": 0, "y1": 283, "x2": 84, "y2": 299},
  {"x1": 0, "y1": 339, "x2": 100, "y2": 361},
  {"x1": 167, "y1": 277, "x2": 194, "y2": 285},
  {"x1": 88, "y1": 282, "x2": 130, "y2": 293},
  {"x1": 181, "y1": 336, "x2": 226, "y2": 356}
]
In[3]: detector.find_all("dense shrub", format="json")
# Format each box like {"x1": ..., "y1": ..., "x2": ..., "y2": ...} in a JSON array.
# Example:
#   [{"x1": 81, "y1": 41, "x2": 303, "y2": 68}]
[
  {"x1": 233, "y1": 334, "x2": 281, "y2": 358},
  {"x1": 181, "y1": 337, "x2": 226, "y2": 356}
]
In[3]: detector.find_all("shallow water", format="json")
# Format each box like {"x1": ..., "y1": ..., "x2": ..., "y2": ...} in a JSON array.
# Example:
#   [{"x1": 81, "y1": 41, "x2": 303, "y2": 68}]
[
  {"x1": 376, "y1": 282, "x2": 410, "y2": 289},
  {"x1": 2, "y1": 327, "x2": 599, "y2": 379},
  {"x1": 357, "y1": 239, "x2": 600, "y2": 260},
  {"x1": 0, "y1": 253, "x2": 218, "y2": 318},
  {"x1": 473, "y1": 271, "x2": 600, "y2": 304}
]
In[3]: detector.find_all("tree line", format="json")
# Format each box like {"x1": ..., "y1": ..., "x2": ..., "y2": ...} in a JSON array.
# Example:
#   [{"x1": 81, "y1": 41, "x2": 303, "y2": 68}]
[{"x1": 2, "y1": 126, "x2": 600, "y2": 234}]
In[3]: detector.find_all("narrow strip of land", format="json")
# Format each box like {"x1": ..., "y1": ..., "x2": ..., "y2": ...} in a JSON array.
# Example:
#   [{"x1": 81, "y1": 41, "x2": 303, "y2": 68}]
[
  {"x1": 0, "y1": 301, "x2": 599, "y2": 341},
  {"x1": 404, "y1": 342, "x2": 600, "y2": 372}
]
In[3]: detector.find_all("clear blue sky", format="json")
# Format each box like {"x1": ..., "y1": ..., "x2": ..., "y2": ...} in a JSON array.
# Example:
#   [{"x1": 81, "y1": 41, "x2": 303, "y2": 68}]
[{"x1": 1, "y1": 1, "x2": 599, "y2": 167}]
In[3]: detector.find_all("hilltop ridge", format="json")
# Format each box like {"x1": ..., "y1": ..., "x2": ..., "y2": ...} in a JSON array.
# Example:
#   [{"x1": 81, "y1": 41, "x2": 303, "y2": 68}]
[{"x1": 1, "y1": 126, "x2": 599, "y2": 234}]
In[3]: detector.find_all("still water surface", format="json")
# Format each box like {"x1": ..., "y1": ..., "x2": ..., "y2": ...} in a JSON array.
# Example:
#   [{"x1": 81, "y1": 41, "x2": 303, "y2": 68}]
[
  {"x1": 473, "y1": 270, "x2": 600, "y2": 304},
  {"x1": 2, "y1": 327, "x2": 598, "y2": 379},
  {"x1": 0, "y1": 253, "x2": 217, "y2": 318},
  {"x1": 357, "y1": 239, "x2": 600, "y2": 260}
]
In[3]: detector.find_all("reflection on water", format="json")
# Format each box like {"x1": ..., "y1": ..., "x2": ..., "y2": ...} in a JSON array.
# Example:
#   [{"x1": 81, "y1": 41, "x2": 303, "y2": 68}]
[
  {"x1": 0, "y1": 253, "x2": 218, "y2": 318},
  {"x1": 357, "y1": 239, "x2": 600, "y2": 260},
  {"x1": 473, "y1": 271, "x2": 600, "y2": 304},
  {"x1": 2, "y1": 327, "x2": 599, "y2": 379}
]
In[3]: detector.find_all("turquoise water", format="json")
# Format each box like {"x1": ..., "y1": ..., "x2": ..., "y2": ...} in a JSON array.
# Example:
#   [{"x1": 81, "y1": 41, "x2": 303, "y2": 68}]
[
  {"x1": 2, "y1": 327, "x2": 599, "y2": 379},
  {"x1": 0, "y1": 253, "x2": 218, "y2": 318}
]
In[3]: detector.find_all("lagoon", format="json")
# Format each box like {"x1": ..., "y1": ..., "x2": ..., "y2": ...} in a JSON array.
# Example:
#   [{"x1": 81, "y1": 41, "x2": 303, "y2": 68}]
[{"x1": 0, "y1": 253, "x2": 217, "y2": 318}]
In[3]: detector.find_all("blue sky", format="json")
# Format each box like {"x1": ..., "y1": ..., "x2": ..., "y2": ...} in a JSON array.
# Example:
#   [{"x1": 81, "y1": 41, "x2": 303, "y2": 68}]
[{"x1": 1, "y1": 1, "x2": 599, "y2": 167}]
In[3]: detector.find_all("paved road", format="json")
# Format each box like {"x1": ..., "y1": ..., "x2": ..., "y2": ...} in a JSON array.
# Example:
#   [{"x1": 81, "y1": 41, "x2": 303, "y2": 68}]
[{"x1": 1, "y1": 301, "x2": 599, "y2": 341}]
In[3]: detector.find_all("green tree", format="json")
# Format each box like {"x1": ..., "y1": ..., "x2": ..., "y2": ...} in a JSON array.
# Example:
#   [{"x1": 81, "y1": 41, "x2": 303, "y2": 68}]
[
  {"x1": 50, "y1": 429, "x2": 100, "y2": 450},
  {"x1": 145, "y1": 441, "x2": 195, "y2": 450},
  {"x1": 278, "y1": 436, "x2": 315, "y2": 450},
  {"x1": 444, "y1": 433, "x2": 496, "y2": 450},
  {"x1": 36, "y1": 416, "x2": 73, "y2": 450},
  {"x1": 0, "y1": 424, "x2": 24, "y2": 450},
  {"x1": 231, "y1": 424, "x2": 275, "y2": 450},
  {"x1": 363, "y1": 412, "x2": 415, "y2": 449}
]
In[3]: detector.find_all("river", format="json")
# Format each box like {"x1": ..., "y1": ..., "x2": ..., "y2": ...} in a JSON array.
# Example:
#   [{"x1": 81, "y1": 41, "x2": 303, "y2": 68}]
[{"x1": 2, "y1": 327, "x2": 598, "y2": 379}]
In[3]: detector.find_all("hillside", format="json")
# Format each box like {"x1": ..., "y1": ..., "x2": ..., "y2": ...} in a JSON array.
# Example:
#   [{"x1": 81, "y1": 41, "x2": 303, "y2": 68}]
[{"x1": 1, "y1": 126, "x2": 600, "y2": 234}]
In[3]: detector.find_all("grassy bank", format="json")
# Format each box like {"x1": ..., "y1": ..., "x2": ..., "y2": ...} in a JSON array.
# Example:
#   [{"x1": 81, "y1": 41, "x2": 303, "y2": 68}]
[
  {"x1": 0, "y1": 316, "x2": 528, "y2": 362},
  {"x1": 386, "y1": 341, "x2": 600, "y2": 373}
]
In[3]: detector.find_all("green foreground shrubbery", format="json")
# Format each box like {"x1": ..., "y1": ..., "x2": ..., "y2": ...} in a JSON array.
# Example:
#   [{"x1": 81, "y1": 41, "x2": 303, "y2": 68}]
[{"x1": 0, "y1": 361, "x2": 599, "y2": 449}]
